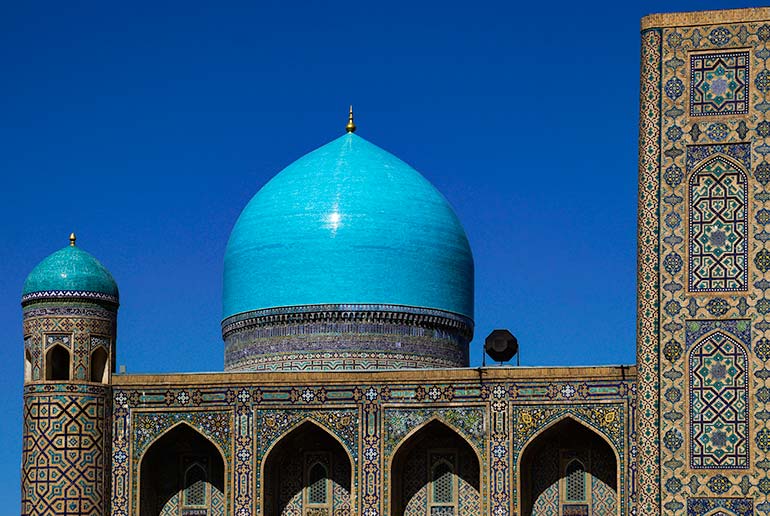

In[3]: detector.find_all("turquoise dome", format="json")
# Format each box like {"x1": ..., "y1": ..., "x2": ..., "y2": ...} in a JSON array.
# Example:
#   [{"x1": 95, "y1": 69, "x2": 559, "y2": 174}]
[
  {"x1": 23, "y1": 243, "x2": 118, "y2": 299},
  {"x1": 223, "y1": 133, "x2": 474, "y2": 319}
]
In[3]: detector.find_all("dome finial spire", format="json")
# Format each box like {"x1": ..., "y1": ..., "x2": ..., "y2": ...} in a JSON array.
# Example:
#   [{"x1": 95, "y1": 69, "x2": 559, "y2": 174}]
[
  {"x1": 345, "y1": 105, "x2": 356, "y2": 133},
  {"x1": 69, "y1": 232, "x2": 77, "y2": 247}
]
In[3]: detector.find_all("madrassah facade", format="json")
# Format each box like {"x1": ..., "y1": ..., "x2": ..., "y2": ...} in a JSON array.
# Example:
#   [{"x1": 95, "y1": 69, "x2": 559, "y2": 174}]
[{"x1": 18, "y1": 6, "x2": 770, "y2": 516}]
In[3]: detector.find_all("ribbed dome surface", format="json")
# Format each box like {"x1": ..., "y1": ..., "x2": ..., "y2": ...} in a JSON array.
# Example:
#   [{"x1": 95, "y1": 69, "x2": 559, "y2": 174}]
[
  {"x1": 223, "y1": 133, "x2": 473, "y2": 320},
  {"x1": 23, "y1": 244, "x2": 118, "y2": 298}
]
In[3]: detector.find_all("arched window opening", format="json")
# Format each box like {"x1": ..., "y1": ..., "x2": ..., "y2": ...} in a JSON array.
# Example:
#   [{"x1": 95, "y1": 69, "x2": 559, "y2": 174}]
[
  {"x1": 90, "y1": 346, "x2": 109, "y2": 384},
  {"x1": 564, "y1": 459, "x2": 586, "y2": 502},
  {"x1": 184, "y1": 463, "x2": 208, "y2": 506},
  {"x1": 431, "y1": 460, "x2": 455, "y2": 505},
  {"x1": 307, "y1": 462, "x2": 329, "y2": 505},
  {"x1": 139, "y1": 424, "x2": 225, "y2": 515},
  {"x1": 519, "y1": 418, "x2": 617, "y2": 516},
  {"x1": 24, "y1": 349, "x2": 33, "y2": 383},
  {"x1": 391, "y1": 420, "x2": 479, "y2": 516},
  {"x1": 262, "y1": 421, "x2": 352, "y2": 516},
  {"x1": 45, "y1": 344, "x2": 70, "y2": 381}
]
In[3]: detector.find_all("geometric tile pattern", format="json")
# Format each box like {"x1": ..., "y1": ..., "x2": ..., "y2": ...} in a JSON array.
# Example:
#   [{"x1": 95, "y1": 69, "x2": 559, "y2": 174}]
[
  {"x1": 650, "y1": 14, "x2": 770, "y2": 516},
  {"x1": 686, "y1": 496, "x2": 753, "y2": 515},
  {"x1": 688, "y1": 152, "x2": 749, "y2": 292},
  {"x1": 20, "y1": 301, "x2": 117, "y2": 515},
  {"x1": 21, "y1": 387, "x2": 109, "y2": 516},
  {"x1": 109, "y1": 377, "x2": 635, "y2": 516},
  {"x1": 689, "y1": 330, "x2": 749, "y2": 468},
  {"x1": 637, "y1": 26, "x2": 663, "y2": 516},
  {"x1": 690, "y1": 52, "x2": 750, "y2": 116}
]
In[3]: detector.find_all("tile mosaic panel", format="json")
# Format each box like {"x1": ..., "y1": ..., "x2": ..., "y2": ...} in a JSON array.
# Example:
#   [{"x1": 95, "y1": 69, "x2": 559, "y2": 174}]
[
  {"x1": 687, "y1": 146, "x2": 749, "y2": 292},
  {"x1": 688, "y1": 329, "x2": 750, "y2": 469},
  {"x1": 690, "y1": 51, "x2": 750, "y2": 116}
]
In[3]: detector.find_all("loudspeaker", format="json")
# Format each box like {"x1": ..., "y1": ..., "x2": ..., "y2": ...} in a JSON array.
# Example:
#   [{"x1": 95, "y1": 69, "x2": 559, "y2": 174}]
[{"x1": 484, "y1": 329, "x2": 518, "y2": 363}]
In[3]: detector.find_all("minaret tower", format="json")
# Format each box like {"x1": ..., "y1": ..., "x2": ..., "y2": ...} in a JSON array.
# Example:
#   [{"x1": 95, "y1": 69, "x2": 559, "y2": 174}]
[{"x1": 20, "y1": 234, "x2": 118, "y2": 515}]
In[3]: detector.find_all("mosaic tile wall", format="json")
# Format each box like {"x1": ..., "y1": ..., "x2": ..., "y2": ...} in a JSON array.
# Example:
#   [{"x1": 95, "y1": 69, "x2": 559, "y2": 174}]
[
  {"x1": 640, "y1": 11, "x2": 770, "y2": 515},
  {"x1": 110, "y1": 373, "x2": 634, "y2": 515},
  {"x1": 221, "y1": 304, "x2": 473, "y2": 372},
  {"x1": 20, "y1": 301, "x2": 117, "y2": 515},
  {"x1": 22, "y1": 384, "x2": 110, "y2": 515}
]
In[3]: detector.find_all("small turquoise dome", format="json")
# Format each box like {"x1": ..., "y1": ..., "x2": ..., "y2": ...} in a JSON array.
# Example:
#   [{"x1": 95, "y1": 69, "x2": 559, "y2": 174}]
[
  {"x1": 23, "y1": 239, "x2": 118, "y2": 299},
  {"x1": 223, "y1": 133, "x2": 474, "y2": 319}
]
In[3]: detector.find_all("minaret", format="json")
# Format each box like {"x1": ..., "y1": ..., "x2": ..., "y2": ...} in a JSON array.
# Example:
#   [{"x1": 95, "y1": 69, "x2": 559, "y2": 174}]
[{"x1": 21, "y1": 234, "x2": 118, "y2": 515}]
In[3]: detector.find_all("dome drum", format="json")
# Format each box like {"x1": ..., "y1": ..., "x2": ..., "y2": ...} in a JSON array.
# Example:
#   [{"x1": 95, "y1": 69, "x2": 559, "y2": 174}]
[{"x1": 222, "y1": 303, "x2": 473, "y2": 371}]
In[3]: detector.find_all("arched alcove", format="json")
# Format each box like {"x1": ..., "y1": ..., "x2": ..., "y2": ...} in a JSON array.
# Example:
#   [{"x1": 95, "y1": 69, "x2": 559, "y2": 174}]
[
  {"x1": 519, "y1": 417, "x2": 618, "y2": 516},
  {"x1": 139, "y1": 423, "x2": 225, "y2": 516},
  {"x1": 24, "y1": 349, "x2": 33, "y2": 383},
  {"x1": 262, "y1": 420, "x2": 352, "y2": 516},
  {"x1": 90, "y1": 346, "x2": 109, "y2": 384},
  {"x1": 390, "y1": 419, "x2": 481, "y2": 516},
  {"x1": 45, "y1": 344, "x2": 70, "y2": 381}
]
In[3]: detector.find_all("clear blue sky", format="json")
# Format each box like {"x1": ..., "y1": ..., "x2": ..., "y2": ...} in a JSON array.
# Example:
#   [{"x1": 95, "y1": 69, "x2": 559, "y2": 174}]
[{"x1": 0, "y1": 0, "x2": 759, "y2": 506}]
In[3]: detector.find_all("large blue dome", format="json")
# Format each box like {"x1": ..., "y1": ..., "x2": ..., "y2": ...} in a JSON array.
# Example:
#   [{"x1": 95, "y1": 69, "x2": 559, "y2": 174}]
[{"x1": 223, "y1": 132, "x2": 474, "y2": 320}]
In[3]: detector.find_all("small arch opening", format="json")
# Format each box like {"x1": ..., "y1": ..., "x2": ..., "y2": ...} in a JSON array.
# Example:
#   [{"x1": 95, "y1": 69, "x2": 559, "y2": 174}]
[
  {"x1": 391, "y1": 420, "x2": 480, "y2": 516},
  {"x1": 90, "y1": 346, "x2": 109, "y2": 384},
  {"x1": 519, "y1": 417, "x2": 617, "y2": 516},
  {"x1": 564, "y1": 459, "x2": 586, "y2": 502},
  {"x1": 45, "y1": 344, "x2": 70, "y2": 381},
  {"x1": 307, "y1": 462, "x2": 329, "y2": 504},
  {"x1": 139, "y1": 423, "x2": 225, "y2": 515},
  {"x1": 262, "y1": 421, "x2": 351, "y2": 516},
  {"x1": 24, "y1": 349, "x2": 33, "y2": 383},
  {"x1": 183, "y1": 463, "x2": 208, "y2": 506}
]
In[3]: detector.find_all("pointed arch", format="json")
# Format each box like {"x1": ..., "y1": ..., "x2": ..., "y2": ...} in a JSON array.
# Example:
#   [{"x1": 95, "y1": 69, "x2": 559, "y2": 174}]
[
  {"x1": 45, "y1": 344, "x2": 69, "y2": 381},
  {"x1": 261, "y1": 418, "x2": 356, "y2": 468},
  {"x1": 183, "y1": 462, "x2": 208, "y2": 506},
  {"x1": 705, "y1": 509, "x2": 738, "y2": 516},
  {"x1": 261, "y1": 419, "x2": 353, "y2": 516},
  {"x1": 389, "y1": 419, "x2": 481, "y2": 516},
  {"x1": 517, "y1": 415, "x2": 619, "y2": 516},
  {"x1": 687, "y1": 152, "x2": 749, "y2": 292},
  {"x1": 24, "y1": 348, "x2": 33, "y2": 383},
  {"x1": 137, "y1": 421, "x2": 226, "y2": 516},
  {"x1": 389, "y1": 415, "x2": 484, "y2": 466},
  {"x1": 90, "y1": 345, "x2": 109, "y2": 384},
  {"x1": 688, "y1": 329, "x2": 749, "y2": 469}
]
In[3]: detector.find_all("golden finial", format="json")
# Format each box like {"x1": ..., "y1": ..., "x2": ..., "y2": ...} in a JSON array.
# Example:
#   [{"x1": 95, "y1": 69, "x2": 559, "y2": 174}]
[
  {"x1": 69, "y1": 232, "x2": 76, "y2": 247},
  {"x1": 345, "y1": 105, "x2": 356, "y2": 133}
]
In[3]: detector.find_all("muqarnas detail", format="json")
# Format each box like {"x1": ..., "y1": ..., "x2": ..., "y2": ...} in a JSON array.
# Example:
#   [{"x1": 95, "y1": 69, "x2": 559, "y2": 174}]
[{"x1": 690, "y1": 51, "x2": 749, "y2": 116}]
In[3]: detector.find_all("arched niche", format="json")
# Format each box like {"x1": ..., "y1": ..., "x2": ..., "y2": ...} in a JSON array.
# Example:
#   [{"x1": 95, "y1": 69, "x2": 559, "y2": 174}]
[
  {"x1": 519, "y1": 417, "x2": 618, "y2": 516},
  {"x1": 262, "y1": 420, "x2": 353, "y2": 516},
  {"x1": 138, "y1": 423, "x2": 226, "y2": 516},
  {"x1": 45, "y1": 344, "x2": 70, "y2": 381},
  {"x1": 90, "y1": 346, "x2": 109, "y2": 384},
  {"x1": 390, "y1": 419, "x2": 481, "y2": 516},
  {"x1": 24, "y1": 348, "x2": 33, "y2": 383}
]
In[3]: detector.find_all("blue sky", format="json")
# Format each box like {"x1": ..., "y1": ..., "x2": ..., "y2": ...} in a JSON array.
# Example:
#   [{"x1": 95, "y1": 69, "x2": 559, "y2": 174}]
[{"x1": 0, "y1": 0, "x2": 760, "y2": 506}]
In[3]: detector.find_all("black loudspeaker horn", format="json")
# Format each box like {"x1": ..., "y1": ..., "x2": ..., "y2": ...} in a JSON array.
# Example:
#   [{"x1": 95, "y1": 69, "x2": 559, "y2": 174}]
[{"x1": 484, "y1": 329, "x2": 518, "y2": 364}]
